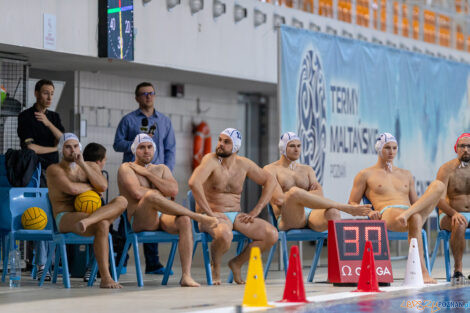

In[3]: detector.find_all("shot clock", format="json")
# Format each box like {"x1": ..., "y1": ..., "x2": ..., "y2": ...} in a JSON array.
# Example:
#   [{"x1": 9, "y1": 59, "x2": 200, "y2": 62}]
[
  {"x1": 99, "y1": 0, "x2": 134, "y2": 61},
  {"x1": 328, "y1": 220, "x2": 393, "y2": 284}
]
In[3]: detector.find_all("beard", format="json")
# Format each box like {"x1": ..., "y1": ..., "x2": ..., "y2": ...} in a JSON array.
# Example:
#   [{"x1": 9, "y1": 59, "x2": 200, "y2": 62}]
[
  {"x1": 63, "y1": 155, "x2": 75, "y2": 163},
  {"x1": 459, "y1": 154, "x2": 470, "y2": 163},
  {"x1": 216, "y1": 148, "x2": 232, "y2": 158}
]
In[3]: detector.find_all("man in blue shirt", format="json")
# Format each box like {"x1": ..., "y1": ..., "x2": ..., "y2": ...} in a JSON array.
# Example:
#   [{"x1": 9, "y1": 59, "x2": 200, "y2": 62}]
[{"x1": 113, "y1": 82, "x2": 176, "y2": 274}]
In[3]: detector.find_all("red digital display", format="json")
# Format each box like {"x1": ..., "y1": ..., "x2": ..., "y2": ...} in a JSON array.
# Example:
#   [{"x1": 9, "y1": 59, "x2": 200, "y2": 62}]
[{"x1": 328, "y1": 220, "x2": 393, "y2": 284}]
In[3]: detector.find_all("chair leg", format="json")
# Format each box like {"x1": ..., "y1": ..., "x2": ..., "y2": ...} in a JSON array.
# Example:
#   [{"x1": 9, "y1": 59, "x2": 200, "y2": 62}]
[
  {"x1": 1, "y1": 234, "x2": 10, "y2": 283},
  {"x1": 192, "y1": 241, "x2": 198, "y2": 259},
  {"x1": 88, "y1": 260, "x2": 99, "y2": 287},
  {"x1": 131, "y1": 236, "x2": 143, "y2": 287},
  {"x1": 201, "y1": 239, "x2": 213, "y2": 285},
  {"x1": 307, "y1": 238, "x2": 324, "y2": 282},
  {"x1": 31, "y1": 248, "x2": 37, "y2": 279},
  {"x1": 108, "y1": 234, "x2": 117, "y2": 282},
  {"x1": 281, "y1": 233, "x2": 289, "y2": 275},
  {"x1": 162, "y1": 241, "x2": 178, "y2": 285},
  {"x1": 116, "y1": 239, "x2": 131, "y2": 281},
  {"x1": 52, "y1": 245, "x2": 60, "y2": 284},
  {"x1": 421, "y1": 230, "x2": 431, "y2": 274},
  {"x1": 39, "y1": 242, "x2": 55, "y2": 286},
  {"x1": 264, "y1": 241, "x2": 277, "y2": 280},
  {"x1": 430, "y1": 236, "x2": 441, "y2": 272},
  {"x1": 58, "y1": 241, "x2": 71, "y2": 288},
  {"x1": 443, "y1": 236, "x2": 451, "y2": 282}
]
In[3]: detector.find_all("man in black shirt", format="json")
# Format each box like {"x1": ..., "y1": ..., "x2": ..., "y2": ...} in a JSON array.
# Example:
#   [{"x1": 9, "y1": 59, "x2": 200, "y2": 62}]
[
  {"x1": 18, "y1": 79, "x2": 64, "y2": 170},
  {"x1": 17, "y1": 79, "x2": 64, "y2": 280}
]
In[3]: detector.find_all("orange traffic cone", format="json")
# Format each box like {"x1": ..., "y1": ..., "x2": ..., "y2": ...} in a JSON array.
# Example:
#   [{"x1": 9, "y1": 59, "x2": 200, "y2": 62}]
[
  {"x1": 279, "y1": 245, "x2": 308, "y2": 303},
  {"x1": 353, "y1": 241, "x2": 382, "y2": 292}
]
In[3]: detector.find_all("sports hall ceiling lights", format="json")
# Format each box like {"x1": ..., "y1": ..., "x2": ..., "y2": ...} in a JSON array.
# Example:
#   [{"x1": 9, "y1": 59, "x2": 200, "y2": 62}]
[
  {"x1": 166, "y1": 0, "x2": 180, "y2": 10},
  {"x1": 254, "y1": 9, "x2": 266, "y2": 27},
  {"x1": 189, "y1": 0, "x2": 203, "y2": 14},
  {"x1": 234, "y1": 4, "x2": 247, "y2": 23},
  {"x1": 273, "y1": 14, "x2": 285, "y2": 28},
  {"x1": 213, "y1": 0, "x2": 226, "y2": 18}
]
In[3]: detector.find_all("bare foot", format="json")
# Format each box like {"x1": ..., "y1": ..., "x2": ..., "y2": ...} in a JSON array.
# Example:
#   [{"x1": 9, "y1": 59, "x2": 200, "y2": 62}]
[
  {"x1": 397, "y1": 211, "x2": 409, "y2": 227},
  {"x1": 100, "y1": 277, "x2": 123, "y2": 289},
  {"x1": 211, "y1": 263, "x2": 221, "y2": 285},
  {"x1": 200, "y1": 215, "x2": 218, "y2": 229},
  {"x1": 228, "y1": 259, "x2": 245, "y2": 284},
  {"x1": 180, "y1": 274, "x2": 201, "y2": 287},
  {"x1": 342, "y1": 204, "x2": 372, "y2": 216},
  {"x1": 423, "y1": 272, "x2": 437, "y2": 284},
  {"x1": 76, "y1": 219, "x2": 89, "y2": 233}
]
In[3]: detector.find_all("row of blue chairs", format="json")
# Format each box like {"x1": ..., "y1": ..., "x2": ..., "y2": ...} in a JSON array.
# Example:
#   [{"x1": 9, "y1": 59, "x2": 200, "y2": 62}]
[
  {"x1": 0, "y1": 188, "x2": 115, "y2": 288},
  {"x1": 1, "y1": 188, "x2": 467, "y2": 287}
]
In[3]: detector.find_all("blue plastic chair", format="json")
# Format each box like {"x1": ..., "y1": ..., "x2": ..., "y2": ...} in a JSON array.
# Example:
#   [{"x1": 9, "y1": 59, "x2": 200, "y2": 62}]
[
  {"x1": 430, "y1": 208, "x2": 470, "y2": 282},
  {"x1": 0, "y1": 156, "x2": 42, "y2": 276},
  {"x1": 264, "y1": 204, "x2": 327, "y2": 282},
  {"x1": 41, "y1": 202, "x2": 117, "y2": 288},
  {"x1": 362, "y1": 196, "x2": 431, "y2": 272},
  {"x1": 187, "y1": 191, "x2": 277, "y2": 284},
  {"x1": 116, "y1": 211, "x2": 178, "y2": 287},
  {"x1": 0, "y1": 188, "x2": 54, "y2": 285}
]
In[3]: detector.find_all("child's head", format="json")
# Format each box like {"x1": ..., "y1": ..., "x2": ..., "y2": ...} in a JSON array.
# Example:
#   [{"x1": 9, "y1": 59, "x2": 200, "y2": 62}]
[{"x1": 83, "y1": 142, "x2": 107, "y2": 170}]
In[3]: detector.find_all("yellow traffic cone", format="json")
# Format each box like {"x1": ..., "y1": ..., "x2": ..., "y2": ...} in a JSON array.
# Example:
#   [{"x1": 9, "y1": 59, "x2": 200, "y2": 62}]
[{"x1": 242, "y1": 247, "x2": 273, "y2": 307}]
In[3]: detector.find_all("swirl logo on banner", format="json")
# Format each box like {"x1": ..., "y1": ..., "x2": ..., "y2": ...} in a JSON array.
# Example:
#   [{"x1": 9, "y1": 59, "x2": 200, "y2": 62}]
[{"x1": 297, "y1": 49, "x2": 327, "y2": 184}]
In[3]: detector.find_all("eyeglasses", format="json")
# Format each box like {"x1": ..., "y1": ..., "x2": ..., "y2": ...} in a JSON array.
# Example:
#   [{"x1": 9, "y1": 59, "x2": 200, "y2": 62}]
[
  {"x1": 457, "y1": 144, "x2": 470, "y2": 149},
  {"x1": 138, "y1": 91, "x2": 155, "y2": 97}
]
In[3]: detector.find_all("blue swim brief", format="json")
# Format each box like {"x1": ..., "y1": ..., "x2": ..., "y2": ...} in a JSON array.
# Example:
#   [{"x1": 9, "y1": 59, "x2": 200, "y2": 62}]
[
  {"x1": 439, "y1": 212, "x2": 470, "y2": 227},
  {"x1": 379, "y1": 204, "x2": 409, "y2": 216},
  {"x1": 277, "y1": 207, "x2": 313, "y2": 228},
  {"x1": 224, "y1": 212, "x2": 240, "y2": 224},
  {"x1": 55, "y1": 211, "x2": 69, "y2": 231},
  {"x1": 130, "y1": 211, "x2": 162, "y2": 227}
]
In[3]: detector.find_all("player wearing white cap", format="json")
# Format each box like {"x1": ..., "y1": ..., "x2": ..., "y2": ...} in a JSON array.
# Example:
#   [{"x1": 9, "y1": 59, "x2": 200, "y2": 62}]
[
  {"x1": 349, "y1": 132, "x2": 445, "y2": 284},
  {"x1": 47, "y1": 133, "x2": 127, "y2": 288},
  {"x1": 264, "y1": 132, "x2": 371, "y2": 232},
  {"x1": 188, "y1": 128, "x2": 278, "y2": 285},
  {"x1": 117, "y1": 133, "x2": 218, "y2": 287}
]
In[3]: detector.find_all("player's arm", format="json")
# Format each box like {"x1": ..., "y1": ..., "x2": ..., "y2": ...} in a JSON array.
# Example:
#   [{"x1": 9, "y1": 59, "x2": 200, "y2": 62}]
[
  {"x1": 188, "y1": 154, "x2": 217, "y2": 217},
  {"x1": 436, "y1": 162, "x2": 467, "y2": 226},
  {"x1": 245, "y1": 159, "x2": 276, "y2": 219},
  {"x1": 145, "y1": 165, "x2": 178, "y2": 198},
  {"x1": 348, "y1": 170, "x2": 367, "y2": 205},
  {"x1": 307, "y1": 166, "x2": 323, "y2": 196},
  {"x1": 263, "y1": 164, "x2": 284, "y2": 207},
  {"x1": 408, "y1": 171, "x2": 419, "y2": 205},
  {"x1": 349, "y1": 170, "x2": 378, "y2": 219},
  {"x1": 76, "y1": 155, "x2": 108, "y2": 193},
  {"x1": 46, "y1": 165, "x2": 92, "y2": 196},
  {"x1": 117, "y1": 164, "x2": 152, "y2": 201},
  {"x1": 25, "y1": 142, "x2": 58, "y2": 154}
]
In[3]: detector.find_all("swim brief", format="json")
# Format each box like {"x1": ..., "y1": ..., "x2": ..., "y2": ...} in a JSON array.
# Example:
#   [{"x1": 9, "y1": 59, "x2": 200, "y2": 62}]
[
  {"x1": 379, "y1": 204, "x2": 409, "y2": 216},
  {"x1": 277, "y1": 207, "x2": 313, "y2": 228},
  {"x1": 439, "y1": 212, "x2": 470, "y2": 227}
]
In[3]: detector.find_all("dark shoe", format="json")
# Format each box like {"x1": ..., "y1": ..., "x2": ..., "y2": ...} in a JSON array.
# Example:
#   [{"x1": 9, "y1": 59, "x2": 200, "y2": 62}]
[
  {"x1": 452, "y1": 271, "x2": 466, "y2": 286},
  {"x1": 145, "y1": 265, "x2": 173, "y2": 275},
  {"x1": 37, "y1": 267, "x2": 51, "y2": 282}
]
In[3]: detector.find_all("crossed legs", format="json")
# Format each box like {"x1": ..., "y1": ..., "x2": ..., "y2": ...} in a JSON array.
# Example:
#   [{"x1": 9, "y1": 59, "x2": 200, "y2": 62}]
[
  {"x1": 279, "y1": 186, "x2": 368, "y2": 231},
  {"x1": 58, "y1": 196, "x2": 127, "y2": 288},
  {"x1": 130, "y1": 191, "x2": 217, "y2": 286}
]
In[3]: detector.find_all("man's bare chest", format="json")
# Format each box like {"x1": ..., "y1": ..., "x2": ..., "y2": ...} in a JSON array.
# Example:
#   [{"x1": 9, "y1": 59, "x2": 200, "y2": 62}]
[
  {"x1": 208, "y1": 167, "x2": 246, "y2": 194},
  {"x1": 277, "y1": 168, "x2": 309, "y2": 192},
  {"x1": 449, "y1": 169, "x2": 470, "y2": 195},
  {"x1": 367, "y1": 172, "x2": 410, "y2": 195}
]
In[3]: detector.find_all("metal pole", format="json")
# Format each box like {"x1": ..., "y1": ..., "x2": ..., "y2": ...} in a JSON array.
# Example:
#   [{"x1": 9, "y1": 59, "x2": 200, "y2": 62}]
[{"x1": 352, "y1": 0, "x2": 357, "y2": 25}]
